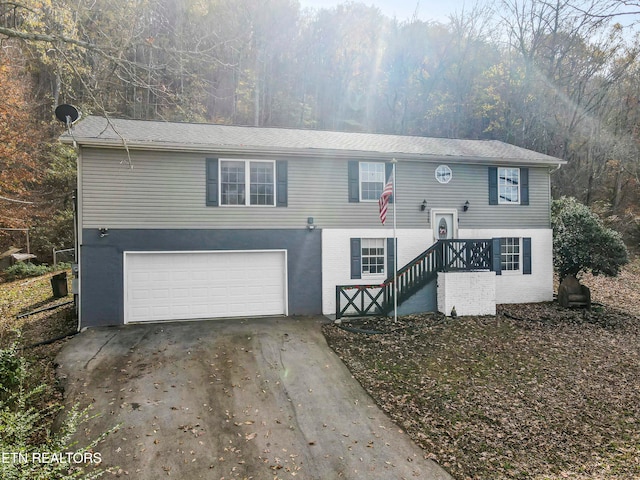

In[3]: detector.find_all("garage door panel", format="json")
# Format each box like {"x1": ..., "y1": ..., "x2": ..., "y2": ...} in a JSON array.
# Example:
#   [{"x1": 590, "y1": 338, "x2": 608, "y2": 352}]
[
  {"x1": 151, "y1": 272, "x2": 170, "y2": 283},
  {"x1": 173, "y1": 288, "x2": 190, "y2": 299},
  {"x1": 192, "y1": 271, "x2": 207, "y2": 282},
  {"x1": 125, "y1": 251, "x2": 287, "y2": 323},
  {"x1": 131, "y1": 289, "x2": 150, "y2": 301},
  {"x1": 152, "y1": 307, "x2": 171, "y2": 317}
]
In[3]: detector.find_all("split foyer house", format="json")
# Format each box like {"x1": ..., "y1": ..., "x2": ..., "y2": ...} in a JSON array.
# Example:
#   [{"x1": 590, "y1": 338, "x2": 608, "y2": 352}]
[{"x1": 60, "y1": 116, "x2": 564, "y2": 329}]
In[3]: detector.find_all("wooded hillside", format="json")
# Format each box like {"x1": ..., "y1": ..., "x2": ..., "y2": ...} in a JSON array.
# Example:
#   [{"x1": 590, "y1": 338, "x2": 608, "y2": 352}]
[{"x1": 1, "y1": 0, "x2": 639, "y2": 258}]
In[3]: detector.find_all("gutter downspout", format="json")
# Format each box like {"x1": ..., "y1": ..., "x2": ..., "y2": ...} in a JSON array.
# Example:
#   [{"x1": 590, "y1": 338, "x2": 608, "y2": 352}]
[{"x1": 549, "y1": 163, "x2": 563, "y2": 227}]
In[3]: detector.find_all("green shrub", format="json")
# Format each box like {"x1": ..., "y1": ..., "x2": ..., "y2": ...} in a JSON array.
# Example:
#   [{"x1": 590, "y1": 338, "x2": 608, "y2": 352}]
[
  {"x1": 0, "y1": 343, "x2": 23, "y2": 401},
  {"x1": 551, "y1": 196, "x2": 629, "y2": 280},
  {"x1": 0, "y1": 344, "x2": 110, "y2": 479},
  {"x1": 3, "y1": 263, "x2": 71, "y2": 281}
]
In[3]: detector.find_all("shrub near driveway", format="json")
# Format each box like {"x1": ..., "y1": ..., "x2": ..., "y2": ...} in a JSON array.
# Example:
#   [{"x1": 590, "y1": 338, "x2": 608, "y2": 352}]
[
  {"x1": 0, "y1": 273, "x2": 112, "y2": 479},
  {"x1": 0, "y1": 343, "x2": 109, "y2": 480},
  {"x1": 323, "y1": 304, "x2": 640, "y2": 479}
]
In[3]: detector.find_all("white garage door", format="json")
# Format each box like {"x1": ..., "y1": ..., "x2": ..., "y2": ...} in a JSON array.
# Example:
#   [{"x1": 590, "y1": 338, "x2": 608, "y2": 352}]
[{"x1": 124, "y1": 250, "x2": 287, "y2": 323}]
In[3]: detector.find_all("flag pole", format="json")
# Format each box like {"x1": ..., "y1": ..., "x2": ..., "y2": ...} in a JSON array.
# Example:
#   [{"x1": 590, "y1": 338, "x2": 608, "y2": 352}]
[{"x1": 391, "y1": 158, "x2": 398, "y2": 323}]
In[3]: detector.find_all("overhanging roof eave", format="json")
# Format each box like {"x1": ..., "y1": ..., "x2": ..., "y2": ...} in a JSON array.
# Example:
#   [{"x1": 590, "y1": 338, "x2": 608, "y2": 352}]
[{"x1": 60, "y1": 137, "x2": 567, "y2": 166}]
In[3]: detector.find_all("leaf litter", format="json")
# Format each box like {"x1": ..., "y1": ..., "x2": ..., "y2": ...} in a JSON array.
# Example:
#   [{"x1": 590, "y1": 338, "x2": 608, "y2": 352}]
[{"x1": 323, "y1": 264, "x2": 640, "y2": 480}]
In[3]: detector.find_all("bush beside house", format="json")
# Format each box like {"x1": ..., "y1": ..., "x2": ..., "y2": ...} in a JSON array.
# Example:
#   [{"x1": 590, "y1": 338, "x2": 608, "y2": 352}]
[{"x1": 551, "y1": 196, "x2": 629, "y2": 280}]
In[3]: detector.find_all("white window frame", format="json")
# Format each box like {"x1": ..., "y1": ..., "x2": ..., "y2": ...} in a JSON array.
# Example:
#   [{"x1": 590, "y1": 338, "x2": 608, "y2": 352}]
[
  {"x1": 435, "y1": 165, "x2": 452, "y2": 184},
  {"x1": 498, "y1": 167, "x2": 521, "y2": 204},
  {"x1": 501, "y1": 237, "x2": 521, "y2": 273},
  {"x1": 219, "y1": 159, "x2": 276, "y2": 207},
  {"x1": 359, "y1": 162, "x2": 386, "y2": 202},
  {"x1": 361, "y1": 238, "x2": 386, "y2": 277}
]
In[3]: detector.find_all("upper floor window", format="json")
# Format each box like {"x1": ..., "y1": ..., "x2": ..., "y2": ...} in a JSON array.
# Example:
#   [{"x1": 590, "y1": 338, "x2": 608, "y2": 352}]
[
  {"x1": 489, "y1": 166, "x2": 528, "y2": 206},
  {"x1": 359, "y1": 162, "x2": 386, "y2": 201},
  {"x1": 435, "y1": 165, "x2": 452, "y2": 184},
  {"x1": 498, "y1": 167, "x2": 520, "y2": 204},
  {"x1": 220, "y1": 160, "x2": 275, "y2": 206},
  {"x1": 348, "y1": 161, "x2": 392, "y2": 204}
]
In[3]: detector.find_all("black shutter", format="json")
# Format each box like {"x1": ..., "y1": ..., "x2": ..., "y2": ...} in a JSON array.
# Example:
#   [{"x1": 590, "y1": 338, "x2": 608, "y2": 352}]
[
  {"x1": 276, "y1": 160, "x2": 288, "y2": 207},
  {"x1": 523, "y1": 237, "x2": 532, "y2": 274},
  {"x1": 488, "y1": 167, "x2": 498, "y2": 205},
  {"x1": 520, "y1": 168, "x2": 529, "y2": 205},
  {"x1": 386, "y1": 237, "x2": 395, "y2": 279},
  {"x1": 348, "y1": 161, "x2": 359, "y2": 202},
  {"x1": 385, "y1": 162, "x2": 394, "y2": 203},
  {"x1": 492, "y1": 237, "x2": 502, "y2": 275},
  {"x1": 350, "y1": 238, "x2": 361, "y2": 279},
  {"x1": 206, "y1": 158, "x2": 218, "y2": 206}
]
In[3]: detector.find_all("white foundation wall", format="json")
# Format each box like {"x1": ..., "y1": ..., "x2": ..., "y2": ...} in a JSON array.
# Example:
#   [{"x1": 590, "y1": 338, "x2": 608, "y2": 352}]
[
  {"x1": 437, "y1": 271, "x2": 496, "y2": 316},
  {"x1": 459, "y1": 228, "x2": 554, "y2": 304},
  {"x1": 322, "y1": 229, "x2": 432, "y2": 316}
]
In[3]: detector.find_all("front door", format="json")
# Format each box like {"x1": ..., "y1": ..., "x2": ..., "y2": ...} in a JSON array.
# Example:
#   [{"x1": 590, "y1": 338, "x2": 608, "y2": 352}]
[{"x1": 431, "y1": 209, "x2": 458, "y2": 242}]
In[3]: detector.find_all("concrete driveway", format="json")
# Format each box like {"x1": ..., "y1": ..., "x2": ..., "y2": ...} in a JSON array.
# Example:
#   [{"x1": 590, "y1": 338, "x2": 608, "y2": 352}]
[{"x1": 56, "y1": 316, "x2": 452, "y2": 479}]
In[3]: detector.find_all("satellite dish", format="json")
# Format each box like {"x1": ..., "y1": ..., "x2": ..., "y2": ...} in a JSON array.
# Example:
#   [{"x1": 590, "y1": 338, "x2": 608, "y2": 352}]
[{"x1": 55, "y1": 104, "x2": 81, "y2": 126}]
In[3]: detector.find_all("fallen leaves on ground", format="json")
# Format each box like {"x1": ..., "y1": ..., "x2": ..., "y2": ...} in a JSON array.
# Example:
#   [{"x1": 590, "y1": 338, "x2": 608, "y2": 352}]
[
  {"x1": 0, "y1": 270, "x2": 75, "y2": 347},
  {"x1": 323, "y1": 269, "x2": 640, "y2": 479},
  {"x1": 0, "y1": 271, "x2": 77, "y2": 439}
]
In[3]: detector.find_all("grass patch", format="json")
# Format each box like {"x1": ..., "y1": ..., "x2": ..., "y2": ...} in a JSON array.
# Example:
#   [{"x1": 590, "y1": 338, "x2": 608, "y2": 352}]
[
  {"x1": 3, "y1": 262, "x2": 72, "y2": 281},
  {"x1": 0, "y1": 270, "x2": 75, "y2": 346}
]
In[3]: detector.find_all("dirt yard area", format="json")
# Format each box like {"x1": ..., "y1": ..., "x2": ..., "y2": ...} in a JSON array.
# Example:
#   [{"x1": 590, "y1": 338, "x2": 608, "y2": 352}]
[{"x1": 323, "y1": 261, "x2": 640, "y2": 479}]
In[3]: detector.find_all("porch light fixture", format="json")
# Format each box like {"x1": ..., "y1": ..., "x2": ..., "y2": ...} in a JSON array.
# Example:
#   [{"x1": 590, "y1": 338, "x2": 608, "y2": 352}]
[
  {"x1": 420, "y1": 200, "x2": 428, "y2": 211},
  {"x1": 98, "y1": 227, "x2": 109, "y2": 238},
  {"x1": 307, "y1": 217, "x2": 316, "y2": 230},
  {"x1": 463, "y1": 201, "x2": 470, "y2": 212}
]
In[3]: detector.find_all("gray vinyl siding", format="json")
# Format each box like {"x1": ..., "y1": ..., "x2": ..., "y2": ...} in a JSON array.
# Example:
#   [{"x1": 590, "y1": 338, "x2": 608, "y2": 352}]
[{"x1": 80, "y1": 148, "x2": 551, "y2": 230}]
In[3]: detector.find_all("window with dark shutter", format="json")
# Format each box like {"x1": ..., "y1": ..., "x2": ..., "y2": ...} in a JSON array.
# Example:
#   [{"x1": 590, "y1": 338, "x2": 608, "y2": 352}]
[
  {"x1": 206, "y1": 158, "x2": 219, "y2": 206},
  {"x1": 492, "y1": 237, "x2": 502, "y2": 275},
  {"x1": 492, "y1": 237, "x2": 532, "y2": 275},
  {"x1": 350, "y1": 238, "x2": 362, "y2": 279},
  {"x1": 386, "y1": 237, "x2": 395, "y2": 278},
  {"x1": 211, "y1": 159, "x2": 285, "y2": 207},
  {"x1": 276, "y1": 160, "x2": 288, "y2": 207},
  {"x1": 523, "y1": 237, "x2": 532, "y2": 274},
  {"x1": 348, "y1": 161, "x2": 359, "y2": 202},
  {"x1": 489, "y1": 167, "x2": 529, "y2": 205},
  {"x1": 520, "y1": 168, "x2": 529, "y2": 205},
  {"x1": 498, "y1": 168, "x2": 521, "y2": 204},
  {"x1": 488, "y1": 167, "x2": 498, "y2": 205},
  {"x1": 348, "y1": 161, "x2": 392, "y2": 203}
]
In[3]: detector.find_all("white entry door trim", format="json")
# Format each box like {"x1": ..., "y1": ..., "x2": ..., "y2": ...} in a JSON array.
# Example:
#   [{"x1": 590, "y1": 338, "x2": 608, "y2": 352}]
[
  {"x1": 430, "y1": 209, "x2": 458, "y2": 243},
  {"x1": 123, "y1": 250, "x2": 288, "y2": 324}
]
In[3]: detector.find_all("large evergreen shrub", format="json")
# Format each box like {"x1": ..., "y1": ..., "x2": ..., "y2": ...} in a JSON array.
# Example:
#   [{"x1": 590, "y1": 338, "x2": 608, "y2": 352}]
[{"x1": 551, "y1": 196, "x2": 629, "y2": 280}]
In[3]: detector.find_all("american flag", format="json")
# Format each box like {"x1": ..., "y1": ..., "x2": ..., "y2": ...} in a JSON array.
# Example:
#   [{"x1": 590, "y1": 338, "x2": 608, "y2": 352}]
[{"x1": 378, "y1": 175, "x2": 393, "y2": 225}]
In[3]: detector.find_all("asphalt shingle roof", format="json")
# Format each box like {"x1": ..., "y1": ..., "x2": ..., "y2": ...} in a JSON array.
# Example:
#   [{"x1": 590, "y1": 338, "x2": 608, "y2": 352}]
[{"x1": 60, "y1": 115, "x2": 564, "y2": 165}]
